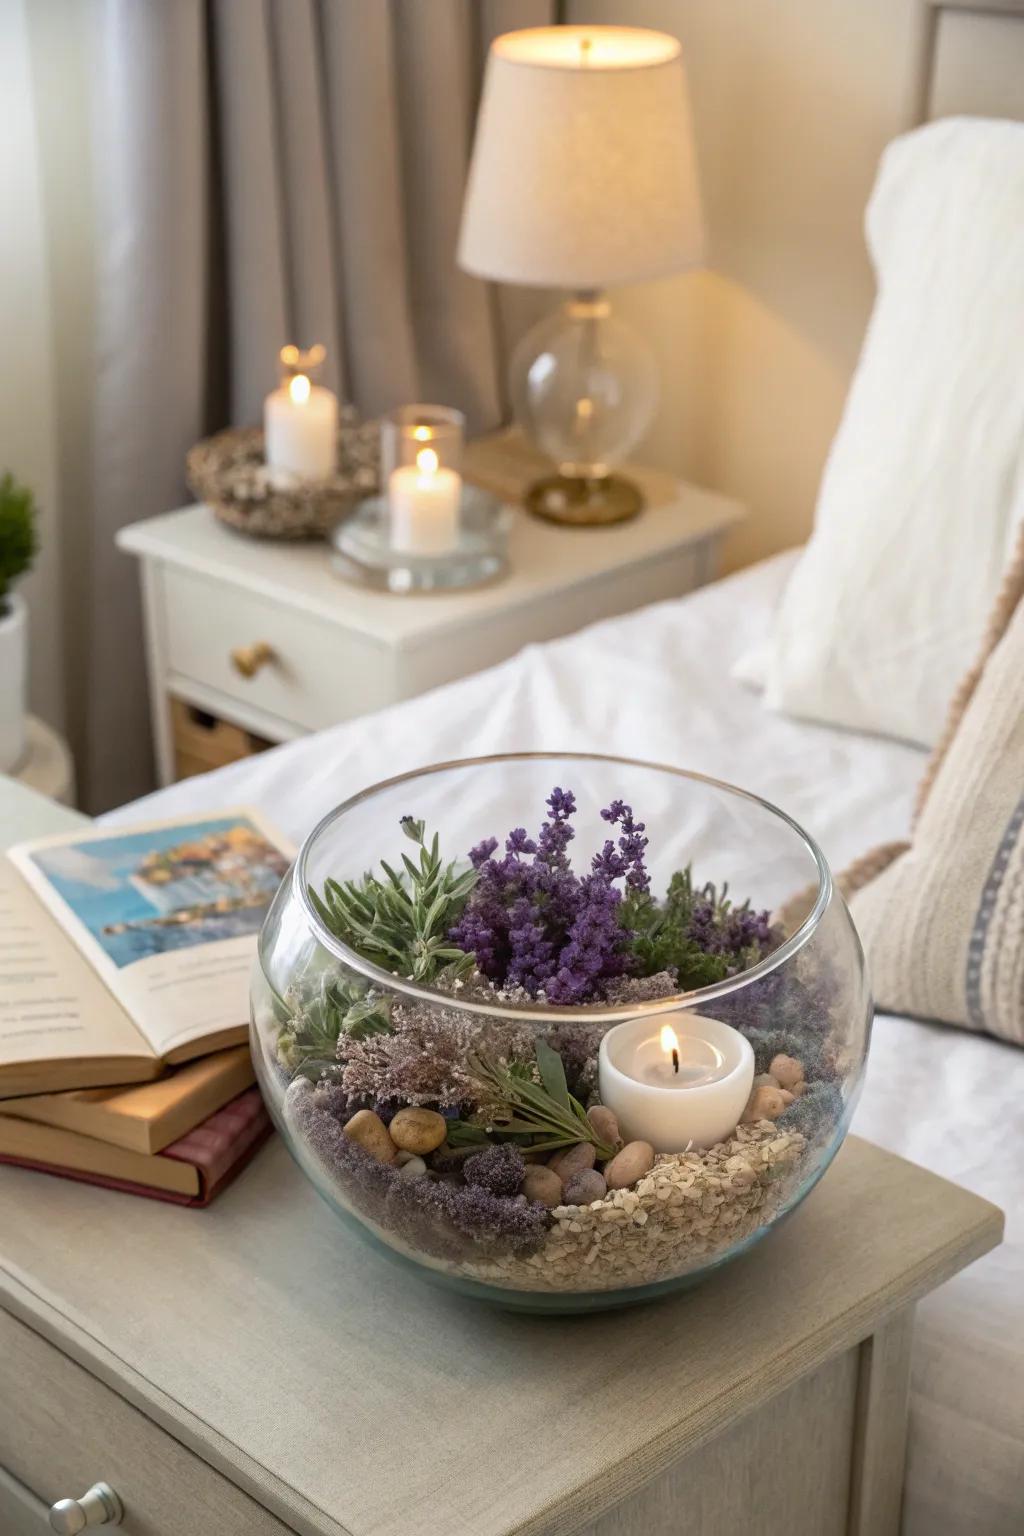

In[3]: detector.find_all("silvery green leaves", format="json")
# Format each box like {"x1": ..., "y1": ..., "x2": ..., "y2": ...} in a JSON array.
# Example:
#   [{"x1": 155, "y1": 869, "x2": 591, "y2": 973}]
[
  {"x1": 458, "y1": 1048, "x2": 616, "y2": 1159},
  {"x1": 308, "y1": 816, "x2": 478, "y2": 984},
  {"x1": 276, "y1": 975, "x2": 392, "y2": 1073}
]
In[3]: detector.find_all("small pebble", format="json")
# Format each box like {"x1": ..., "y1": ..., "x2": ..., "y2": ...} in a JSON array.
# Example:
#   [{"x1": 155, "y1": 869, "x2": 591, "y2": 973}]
[
  {"x1": 388, "y1": 1107, "x2": 448, "y2": 1155},
  {"x1": 342, "y1": 1109, "x2": 398, "y2": 1163},
  {"x1": 604, "y1": 1140, "x2": 655, "y2": 1190},
  {"x1": 396, "y1": 1155, "x2": 427, "y2": 1180},
  {"x1": 778, "y1": 1089, "x2": 795, "y2": 1107},
  {"x1": 790, "y1": 1080, "x2": 807, "y2": 1098},
  {"x1": 549, "y1": 1142, "x2": 596, "y2": 1181},
  {"x1": 522, "y1": 1166, "x2": 564, "y2": 1207},
  {"x1": 769, "y1": 1054, "x2": 805, "y2": 1091},
  {"x1": 586, "y1": 1105, "x2": 621, "y2": 1150},
  {"x1": 741, "y1": 1085, "x2": 787, "y2": 1123},
  {"x1": 753, "y1": 1072, "x2": 780, "y2": 1089},
  {"x1": 563, "y1": 1170, "x2": 608, "y2": 1206}
]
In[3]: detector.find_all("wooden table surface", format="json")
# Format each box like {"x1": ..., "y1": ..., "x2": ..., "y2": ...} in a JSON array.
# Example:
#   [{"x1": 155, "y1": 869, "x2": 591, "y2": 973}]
[{"x1": 0, "y1": 1129, "x2": 1001, "y2": 1536}]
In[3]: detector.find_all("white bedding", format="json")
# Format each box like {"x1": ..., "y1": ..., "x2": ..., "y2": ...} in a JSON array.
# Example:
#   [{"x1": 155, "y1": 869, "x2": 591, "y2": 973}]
[{"x1": 103, "y1": 553, "x2": 1023, "y2": 1534}]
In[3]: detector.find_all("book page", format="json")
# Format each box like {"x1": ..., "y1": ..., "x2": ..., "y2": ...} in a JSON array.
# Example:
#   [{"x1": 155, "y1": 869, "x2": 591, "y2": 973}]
[
  {"x1": 0, "y1": 858, "x2": 154, "y2": 1073},
  {"x1": 8, "y1": 810, "x2": 293, "y2": 1062}
]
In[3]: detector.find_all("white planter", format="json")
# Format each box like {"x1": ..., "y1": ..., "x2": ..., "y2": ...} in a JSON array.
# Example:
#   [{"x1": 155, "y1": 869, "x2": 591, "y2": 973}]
[{"x1": 0, "y1": 592, "x2": 27, "y2": 774}]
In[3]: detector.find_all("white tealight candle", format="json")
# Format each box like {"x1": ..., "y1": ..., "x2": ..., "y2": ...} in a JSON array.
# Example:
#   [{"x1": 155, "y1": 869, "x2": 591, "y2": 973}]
[
  {"x1": 389, "y1": 445, "x2": 461, "y2": 556},
  {"x1": 264, "y1": 371, "x2": 338, "y2": 481},
  {"x1": 598, "y1": 1012, "x2": 754, "y2": 1152}
]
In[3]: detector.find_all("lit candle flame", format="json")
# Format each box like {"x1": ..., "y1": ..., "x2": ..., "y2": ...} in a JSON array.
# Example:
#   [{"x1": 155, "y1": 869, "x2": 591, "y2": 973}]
[
  {"x1": 661, "y1": 1023, "x2": 681, "y2": 1075},
  {"x1": 416, "y1": 446, "x2": 439, "y2": 475},
  {"x1": 289, "y1": 373, "x2": 311, "y2": 406}
]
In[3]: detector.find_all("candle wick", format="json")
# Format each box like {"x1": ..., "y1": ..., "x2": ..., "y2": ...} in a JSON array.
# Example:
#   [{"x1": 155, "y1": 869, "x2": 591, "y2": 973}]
[{"x1": 672, "y1": 1048, "x2": 679, "y2": 1075}]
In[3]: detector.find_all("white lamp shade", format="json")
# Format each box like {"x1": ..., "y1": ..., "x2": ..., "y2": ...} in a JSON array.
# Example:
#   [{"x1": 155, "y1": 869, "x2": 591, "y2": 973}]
[{"x1": 458, "y1": 25, "x2": 705, "y2": 290}]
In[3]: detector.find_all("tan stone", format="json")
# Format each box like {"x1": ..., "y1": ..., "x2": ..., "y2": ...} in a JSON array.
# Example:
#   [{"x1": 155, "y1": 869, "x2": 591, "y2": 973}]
[
  {"x1": 549, "y1": 1142, "x2": 596, "y2": 1181},
  {"x1": 388, "y1": 1108, "x2": 448, "y2": 1155},
  {"x1": 586, "y1": 1105, "x2": 621, "y2": 1151},
  {"x1": 522, "y1": 1166, "x2": 564, "y2": 1207},
  {"x1": 604, "y1": 1140, "x2": 656, "y2": 1190},
  {"x1": 342, "y1": 1109, "x2": 398, "y2": 1163},
  {"x1": 769, "y1": 1054, "x2": 805, "y2": 1091},
  {"x1": 741, "y1": 1085, "x2": 788, "y2": 1124}
]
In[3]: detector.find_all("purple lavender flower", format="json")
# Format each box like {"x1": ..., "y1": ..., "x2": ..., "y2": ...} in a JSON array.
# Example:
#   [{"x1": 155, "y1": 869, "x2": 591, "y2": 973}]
[
  {"x1": 450, "y1": 787, "x2": 644, "y2": 1004},
  {"x1": 463, "y1": 1142, "x2": 525, "y2": 1197}
]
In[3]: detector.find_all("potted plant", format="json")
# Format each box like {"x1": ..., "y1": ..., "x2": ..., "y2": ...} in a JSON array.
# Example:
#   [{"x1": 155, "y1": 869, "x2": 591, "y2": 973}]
[{"x1": 0, "y1": 473, "x2": 38, "y2": 773}]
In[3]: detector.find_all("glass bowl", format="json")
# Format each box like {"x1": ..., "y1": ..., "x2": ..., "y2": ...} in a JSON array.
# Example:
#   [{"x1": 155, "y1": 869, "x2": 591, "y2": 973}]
[{"x1": 251, "y1": 754, "x2": 871, "y2": 1312}]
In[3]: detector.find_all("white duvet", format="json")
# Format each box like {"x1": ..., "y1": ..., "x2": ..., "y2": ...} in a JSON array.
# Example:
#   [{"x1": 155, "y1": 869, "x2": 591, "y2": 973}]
[{"x1": 104, "y1": 554, "x2": 1023, "y2": 1534}]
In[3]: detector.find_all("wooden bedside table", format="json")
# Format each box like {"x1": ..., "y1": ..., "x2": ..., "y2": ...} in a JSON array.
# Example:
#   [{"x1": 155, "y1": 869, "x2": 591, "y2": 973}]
[
  {"x1": 117, "y1": 446, "x2": 742, "y2": 786},
  {"x1": 0, "y1": 1135, "x2": 1000, "y2": 1536},
  {"x1": 0, "y1": 796, "x2": 1002, "y2": 1536}
]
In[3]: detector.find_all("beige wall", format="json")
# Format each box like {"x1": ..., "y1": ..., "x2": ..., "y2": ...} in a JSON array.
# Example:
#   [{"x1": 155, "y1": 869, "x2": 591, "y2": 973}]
[{"x1": 566, "y1": 0, "x2": 920, "y2": 569}]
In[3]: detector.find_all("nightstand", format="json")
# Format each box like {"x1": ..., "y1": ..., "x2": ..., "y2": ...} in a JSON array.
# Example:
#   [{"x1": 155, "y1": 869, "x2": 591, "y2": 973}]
[{"x1": 117, "y1": 440, "x2": 742, "y2": 786}]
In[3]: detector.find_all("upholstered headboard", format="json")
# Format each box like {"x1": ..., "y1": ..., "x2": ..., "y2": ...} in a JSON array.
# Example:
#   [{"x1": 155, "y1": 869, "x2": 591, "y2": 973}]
[{"x1": 911, "y1": 0, "x2": 1024, "y2": 123}]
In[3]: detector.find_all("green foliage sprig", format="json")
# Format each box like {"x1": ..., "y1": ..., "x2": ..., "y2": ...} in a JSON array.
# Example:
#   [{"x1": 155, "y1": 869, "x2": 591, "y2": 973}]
[
  {"x1": 277, "y1": 974, "x2": 391, "y2": 1075},
  {"x1": 449, "y1": 1040, "x2": 616, "y2": 1159},
  {"x1": 620, "y1": 865, "x2": 763, "y2": 990},
  {"x1": 309, "y1": 815, "x2": 477, "y2": 984},
  {"x1": 0, "y1": 472, "x2": 38, "y2": 615}
]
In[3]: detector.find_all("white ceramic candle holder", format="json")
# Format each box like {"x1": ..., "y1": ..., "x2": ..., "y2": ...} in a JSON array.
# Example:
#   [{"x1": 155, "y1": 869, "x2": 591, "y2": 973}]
[{"x1": 598, "y1": 1011, "x2": 755, "y2": 1153}]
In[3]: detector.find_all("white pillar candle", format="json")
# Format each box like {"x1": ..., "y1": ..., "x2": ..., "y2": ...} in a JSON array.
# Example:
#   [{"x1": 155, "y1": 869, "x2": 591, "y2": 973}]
[
  {"x1": 264, "y1": 372, "x2": 338, "y2": 480},
  {"x1": 389, "y1": 446, "x2": 461, "y2": 556},
  {"x1": 598, "y1": 1011, "x2": 754, "y2": 1152}
]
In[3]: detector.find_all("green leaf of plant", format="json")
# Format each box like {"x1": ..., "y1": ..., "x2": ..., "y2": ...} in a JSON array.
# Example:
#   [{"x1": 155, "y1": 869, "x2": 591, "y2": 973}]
[{"x1": 535, "y1": 1038, "x2": 571, "y2": 1111}]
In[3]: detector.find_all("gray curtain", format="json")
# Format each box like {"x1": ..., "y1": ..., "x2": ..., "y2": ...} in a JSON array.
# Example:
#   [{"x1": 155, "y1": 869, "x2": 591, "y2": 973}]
[{"x1": 86, "y1": 0, "x2": 555, "y2": 812}]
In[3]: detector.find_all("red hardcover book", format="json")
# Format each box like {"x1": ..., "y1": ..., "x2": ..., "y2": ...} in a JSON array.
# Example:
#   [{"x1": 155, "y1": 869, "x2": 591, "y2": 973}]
[{"x1": 0, "y1": 1087, "x2": 272, "y2": 1207}]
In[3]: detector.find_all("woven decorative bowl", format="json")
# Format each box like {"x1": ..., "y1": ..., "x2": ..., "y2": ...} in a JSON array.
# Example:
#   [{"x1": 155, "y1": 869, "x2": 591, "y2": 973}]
[{"x1": 186, "y1": 409, "x2": 380, "y2": 540}]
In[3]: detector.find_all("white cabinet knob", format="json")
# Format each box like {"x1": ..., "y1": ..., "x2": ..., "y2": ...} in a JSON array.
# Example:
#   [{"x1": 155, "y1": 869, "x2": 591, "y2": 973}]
[{"x1": 49, "y1": 1482, "x2": 123, "y2": 1533}]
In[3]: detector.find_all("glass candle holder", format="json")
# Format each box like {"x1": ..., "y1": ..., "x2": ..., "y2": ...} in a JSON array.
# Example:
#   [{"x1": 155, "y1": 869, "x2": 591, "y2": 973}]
[
  {"x1": 264, "y1": 344, "x2": 338, "y2": 482},
  {"x1": 383, "y1": 405, "x2": 465, "y2": 557}
]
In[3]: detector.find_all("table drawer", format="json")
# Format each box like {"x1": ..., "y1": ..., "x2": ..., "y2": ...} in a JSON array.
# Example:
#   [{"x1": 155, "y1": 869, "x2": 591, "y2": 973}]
[
  {"x1": 0, "y1": 1309, "x2": 292, "y2": 1536},
  {"x1": 0, "y1": 1464, "x2": 50, "y2": 1536},
  {"x1": 161, "y1": 564, "x2": 391, "y2": 733}
]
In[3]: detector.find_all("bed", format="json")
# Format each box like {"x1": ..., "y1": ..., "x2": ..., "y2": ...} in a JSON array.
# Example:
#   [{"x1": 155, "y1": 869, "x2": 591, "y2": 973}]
[{"x1": 102, "y1": 551, "x2": 1024, "y2": 1534}]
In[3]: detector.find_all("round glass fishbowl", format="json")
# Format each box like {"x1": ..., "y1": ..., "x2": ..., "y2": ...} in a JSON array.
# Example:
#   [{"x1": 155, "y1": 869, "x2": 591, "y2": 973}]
[{"x1": 251, "y1": 755, "x2": 871, "y2": 1312}]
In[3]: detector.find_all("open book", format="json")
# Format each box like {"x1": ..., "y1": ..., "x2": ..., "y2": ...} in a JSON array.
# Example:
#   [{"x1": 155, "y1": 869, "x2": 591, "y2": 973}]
[{"x1": 0, "y1": 810, "x2": 292, "y2": 1099}]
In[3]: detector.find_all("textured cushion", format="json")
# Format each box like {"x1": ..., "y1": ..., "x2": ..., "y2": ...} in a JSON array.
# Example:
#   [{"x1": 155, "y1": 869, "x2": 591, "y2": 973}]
[
  {"x1": 849, "y1": 530, "x2": 1024, "y2": 1046},
  {"x1": 736, "y1": 117, "x2": 1024, "y2": 746}
]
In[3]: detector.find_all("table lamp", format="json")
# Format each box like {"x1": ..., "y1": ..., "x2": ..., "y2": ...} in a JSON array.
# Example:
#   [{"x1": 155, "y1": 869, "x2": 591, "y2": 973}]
[{"x1": 458, "y1": 25, "x2": 705, "y2": 525}]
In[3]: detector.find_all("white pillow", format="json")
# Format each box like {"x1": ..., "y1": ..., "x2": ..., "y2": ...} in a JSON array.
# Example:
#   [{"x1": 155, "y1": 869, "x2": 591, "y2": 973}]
[{"x1": 737, "y1": 118, "x2": 1024, "y2": 746}]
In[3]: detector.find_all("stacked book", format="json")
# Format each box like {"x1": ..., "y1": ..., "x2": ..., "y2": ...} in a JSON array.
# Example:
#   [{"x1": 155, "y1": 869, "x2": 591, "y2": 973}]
[{"x1": 0, "y1": 808, "x2": 291, "y2": 1205}]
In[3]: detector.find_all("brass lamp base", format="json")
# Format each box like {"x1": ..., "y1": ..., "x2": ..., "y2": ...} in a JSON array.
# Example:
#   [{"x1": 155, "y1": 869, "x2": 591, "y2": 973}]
[{"x1": 524, "y1": 473, "x2": 644, "y2": 527}]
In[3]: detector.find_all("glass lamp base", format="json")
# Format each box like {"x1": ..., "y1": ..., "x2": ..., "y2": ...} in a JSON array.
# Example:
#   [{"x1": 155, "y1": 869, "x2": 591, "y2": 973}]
[{"x1": 524, "y1": 473, "x2": 644, "y2": 527}]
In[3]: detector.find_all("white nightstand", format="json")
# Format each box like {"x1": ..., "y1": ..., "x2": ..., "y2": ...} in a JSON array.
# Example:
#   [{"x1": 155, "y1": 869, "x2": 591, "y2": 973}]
[{"x1": 118, "y1": 443, "x2": 742, "y2": 786}]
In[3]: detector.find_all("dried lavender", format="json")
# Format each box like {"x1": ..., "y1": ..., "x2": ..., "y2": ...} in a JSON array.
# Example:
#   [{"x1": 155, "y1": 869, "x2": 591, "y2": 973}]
[
  {"x1": 450, "y1": 790, "x2": 650, "y2": 1004},
  {"x1": 463, "y1": 1142, "x2": 526, "y2": 1197},
  {"x1": 621, "y1": 867, "x2": 776, "y2": 992},
  {"x1": 287, "y1": 1079, "x2": 545, "y2": 1260},
  {"x1": 337, "y1": 997, "x2": 535, "y2": 1111},
  {"x1": 780, "y1": 1082, "x2": 845, "y2": 1145}
]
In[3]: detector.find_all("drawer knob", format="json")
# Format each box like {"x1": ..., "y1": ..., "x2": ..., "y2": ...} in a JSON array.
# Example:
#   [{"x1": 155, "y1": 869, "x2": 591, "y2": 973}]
[
  {"x1": 230, "y1": 641, "x2": 274, "y2": 679},
  {"x1": 49, "y1": 1482, "x2": 123, "y2": 1532}
]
